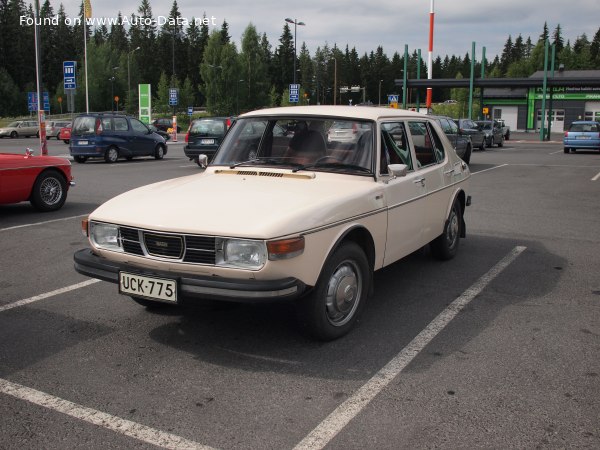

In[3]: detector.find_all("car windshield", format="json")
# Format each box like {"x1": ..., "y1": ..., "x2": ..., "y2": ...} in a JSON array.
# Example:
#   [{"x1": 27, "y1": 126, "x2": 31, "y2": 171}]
[
  {"x1": 212, "y1": 117, "x2": 375, "y2": 175},
  {"x1": 477, "y1": 122, "x2": 492, "y2": 130},
  {"x1": 7, "y1": 122, "x2": 19, "y2": 128},
  {"x1": 569, "y1": 123, "x2": 599, "y2": 132},
  {"x1": 190, "y1": 120, "x2": 225, "y2": 136}
]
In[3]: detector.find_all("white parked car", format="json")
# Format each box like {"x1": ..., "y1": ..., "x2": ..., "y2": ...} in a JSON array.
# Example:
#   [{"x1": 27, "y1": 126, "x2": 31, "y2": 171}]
[{"x1": 74, "y1": 106, "x2": 471, "y2": 340}]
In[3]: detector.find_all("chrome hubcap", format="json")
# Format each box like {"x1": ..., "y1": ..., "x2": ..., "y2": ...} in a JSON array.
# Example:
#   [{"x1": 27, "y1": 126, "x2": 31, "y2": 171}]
[
  {"x1": 40, "y1": 178, "x2": 62, "y2": 205},
  {"x1": 325, "y1": 261, "x2": 362, "y2": 327},
  {"x1": 446, "y1": 209, "x2": 459, "y2": 249}
]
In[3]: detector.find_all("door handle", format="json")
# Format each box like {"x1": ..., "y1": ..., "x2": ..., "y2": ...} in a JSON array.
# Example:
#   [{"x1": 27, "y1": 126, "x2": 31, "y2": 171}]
[
  {"x1": 444, "y1": 169, "x2": 455, "y2": 176},
  {"x1": 413, "y1": 177, "x2": 425, "y2": 186}
]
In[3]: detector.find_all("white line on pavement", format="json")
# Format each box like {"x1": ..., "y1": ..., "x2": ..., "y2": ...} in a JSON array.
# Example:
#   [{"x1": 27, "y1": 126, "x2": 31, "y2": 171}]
[
  {"x1": 592, "y1": 171, "x2": 600, "y2": 181},
  {"x1": 0, "y1": 378, "x2": 214, "y2": 450},
  {"x1": 0, "y1": 214, "x2": 87, "y2": 232},
  {"x1": 471, "y1": 163, "x2": 508, "y2": 175},
  {"x1": 0, "y1": 279, "x2": 100, "y2": 313},
  {"x1": 293, "y1": 246, "x2": 527, "y2": 450}
]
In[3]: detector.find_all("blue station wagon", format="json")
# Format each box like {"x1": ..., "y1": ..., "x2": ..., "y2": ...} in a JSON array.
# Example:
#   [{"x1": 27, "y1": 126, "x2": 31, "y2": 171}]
[{"x1": 564, "y1": 121, "x2": 600, "y2": 153}]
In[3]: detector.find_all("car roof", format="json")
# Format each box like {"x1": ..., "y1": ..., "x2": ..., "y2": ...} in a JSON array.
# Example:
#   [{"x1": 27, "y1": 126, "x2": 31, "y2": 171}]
[{"x1": 240, "y1": 105, "x2": 426, "y2": 121}]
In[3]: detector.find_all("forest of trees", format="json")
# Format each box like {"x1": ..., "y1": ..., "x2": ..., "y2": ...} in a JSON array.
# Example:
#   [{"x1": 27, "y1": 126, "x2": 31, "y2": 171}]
[{"x1": 1, "y1": 0, "x2": 600, "y2": 118}]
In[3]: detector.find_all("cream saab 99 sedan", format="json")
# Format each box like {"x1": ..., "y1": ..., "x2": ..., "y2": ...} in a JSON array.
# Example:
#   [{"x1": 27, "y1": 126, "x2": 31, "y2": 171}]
[{"x1": 74, "y1": 106, "x2": 471, "y2": 340}]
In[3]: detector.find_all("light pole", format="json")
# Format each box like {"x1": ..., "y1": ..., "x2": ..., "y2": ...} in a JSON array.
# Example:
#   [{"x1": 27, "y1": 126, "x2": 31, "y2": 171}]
[
  {"x1": 109, "y1": 66, "x2": 118, "y2": 112},
  {"x1": 378, "y1": 79, "x2": 383, "y2": 106},
  {"x1": 236, "y1": 79, "x2": 245, "y2": 115},
  {"x1": 127, "y1": 46, "x2": 140, "y2": 113},
  {"x1": 284, "y1": 18, "x2": 305, "y2": 85}
]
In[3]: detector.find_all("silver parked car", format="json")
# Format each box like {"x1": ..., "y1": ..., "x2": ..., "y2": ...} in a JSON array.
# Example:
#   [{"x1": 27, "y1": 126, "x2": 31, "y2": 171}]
[
  {"x1": 0, "y1": 120, "x2": 39, "y2": 138},
  {"x1": 475, "y1": 120, "x2": 504, "y2": 148}
]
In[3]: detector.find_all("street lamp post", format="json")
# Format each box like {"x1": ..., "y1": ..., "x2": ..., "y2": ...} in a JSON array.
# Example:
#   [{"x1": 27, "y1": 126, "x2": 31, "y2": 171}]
[
  {"x1": 109, "y1": 66, "x2": 119, "y2": 112},
  {"x1": 284, "y1": 18, "x2": 305, "y2": 85},
  {"x1": 127, "y1": 46, "x2": 140, "y2": 113},
  {"x1": 378, "y1": 79, "x2": 383, "y2": 106},
  {"x1": 236, "y1": 79, "x2": 244, "y2": 115}
]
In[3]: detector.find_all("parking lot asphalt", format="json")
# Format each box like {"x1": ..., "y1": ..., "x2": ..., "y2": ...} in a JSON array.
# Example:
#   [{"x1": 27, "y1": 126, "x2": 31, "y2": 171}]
[{"x1": 0, "y1": 137, "x2": 599, "y2": 449}]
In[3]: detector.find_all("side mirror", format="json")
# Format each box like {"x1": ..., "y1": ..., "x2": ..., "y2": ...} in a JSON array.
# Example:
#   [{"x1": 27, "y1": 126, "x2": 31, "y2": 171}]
[
  {"x1": 388, "y1": 164, "x2": 408, "y2": 178},
  {"x1": 198, "y1": 154, "x2": 208, "y2": 168}
]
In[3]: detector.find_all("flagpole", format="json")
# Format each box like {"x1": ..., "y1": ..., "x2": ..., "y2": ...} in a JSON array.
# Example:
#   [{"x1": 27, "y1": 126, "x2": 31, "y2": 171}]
[{"x1": 84, "y1": 2, "x2": 90, "y2": 113}]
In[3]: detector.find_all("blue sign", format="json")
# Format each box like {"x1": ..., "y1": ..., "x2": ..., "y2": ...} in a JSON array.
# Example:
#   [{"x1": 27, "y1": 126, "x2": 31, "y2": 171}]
[
  {"x1": 27, "y1": 92, "x2": 50, "y2": 111},
  {"x1": 289, "y1": 83, "x2": 300, "y2": 103},
  {"x1": 187, "y1": 106, "x2": 193, "y2": 116},
  {"x1": 388, "y1": 94, "x2": 399, "y2": 103},
  {"x1": 169, "y1": 88, "x2": 178, "y2": 106},
  {"x1": 63, "y1": 61, "x2": 76, "y2": 90}
]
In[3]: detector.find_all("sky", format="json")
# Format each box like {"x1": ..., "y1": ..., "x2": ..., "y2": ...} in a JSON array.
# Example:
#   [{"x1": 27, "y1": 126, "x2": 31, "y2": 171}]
[{"x1": 51, "y1": 0, "x2": 600, "y2": 61}]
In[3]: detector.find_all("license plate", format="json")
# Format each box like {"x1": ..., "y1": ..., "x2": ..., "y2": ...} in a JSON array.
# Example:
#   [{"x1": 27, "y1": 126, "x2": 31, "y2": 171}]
[
  {"x1": 78, "y1": 140, "x2": 88, "y2": 145},
  {"x1": 200, "y1": 139, "x2": 215, "y2": 145},
  {"x1": 119, "y1": 272, "x2": 177, "y2": 303},
  {"x1": 576, "y1": 136, "x2": 590, "y2": 140}
]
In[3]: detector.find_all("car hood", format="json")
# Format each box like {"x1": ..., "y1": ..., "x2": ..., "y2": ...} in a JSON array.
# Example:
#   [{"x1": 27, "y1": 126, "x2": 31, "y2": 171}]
[
  {"x1": 0, "y1": 153, "x2": 71, "y2": 168},
  {"x1": 90, "y1": 168, "x2": 382, "y2": 239}
]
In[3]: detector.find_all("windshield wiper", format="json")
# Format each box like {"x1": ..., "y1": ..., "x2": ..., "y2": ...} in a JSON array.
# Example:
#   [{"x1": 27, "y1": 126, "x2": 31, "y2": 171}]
[
  {"x1": 291, "y1": 161, "x2": 372, "y2": 174},
  {"x1": 229, "y1": 157, "x2": 295, "y2": 169}
]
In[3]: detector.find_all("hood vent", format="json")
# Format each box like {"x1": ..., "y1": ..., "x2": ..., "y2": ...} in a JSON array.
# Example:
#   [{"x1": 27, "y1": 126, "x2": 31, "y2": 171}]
[{"x1": 215, "y1": 169, "x2": 315, "y2": 179}]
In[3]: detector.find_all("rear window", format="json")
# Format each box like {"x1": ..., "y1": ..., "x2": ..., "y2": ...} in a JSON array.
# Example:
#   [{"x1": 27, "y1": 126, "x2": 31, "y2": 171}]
[
  {"x1": 569, "y1": 123, "x2": 599, "y2": 132},
  {"x1": 72, "y1": 116, "x2": 96, "y2": 135},
  {"x1": 190, "y1": 120, "x2": 225, "y2": 136}
]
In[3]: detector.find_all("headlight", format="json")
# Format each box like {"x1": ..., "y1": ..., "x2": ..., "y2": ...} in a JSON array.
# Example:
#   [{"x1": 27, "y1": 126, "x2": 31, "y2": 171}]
[
  {"x1": 217, "y1": 238, "x2": 267, "y2": 269},
  {"x1": 90, "y1": 221, "x2": 123, "y2": 252}
]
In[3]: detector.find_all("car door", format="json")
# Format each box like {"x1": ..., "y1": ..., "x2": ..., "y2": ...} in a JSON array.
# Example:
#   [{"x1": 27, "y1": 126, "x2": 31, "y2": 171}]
[
  {"x1": 406, "y1": 120, "x2": 450, "y2": 243},
  {"x1": 130, "y1": 118, "x2": 155, "y2": 156},
  {"x1": 379, "y1": 121, "x2": 428, "y2": 265}
]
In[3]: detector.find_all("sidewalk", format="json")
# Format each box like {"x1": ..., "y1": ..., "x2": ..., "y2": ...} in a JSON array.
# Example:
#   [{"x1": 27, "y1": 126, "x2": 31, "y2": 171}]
[{"x1": 510, "y1": 131, "x2": 562, "y2": 143}]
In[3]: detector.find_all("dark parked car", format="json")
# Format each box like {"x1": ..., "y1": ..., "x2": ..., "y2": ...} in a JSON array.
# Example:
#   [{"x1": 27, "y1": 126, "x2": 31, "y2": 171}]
[
  {"x1": 475, "y1": 120, "x2": 504, "y2": 147},
  {"x1": 148, "y1": 124, "x2": 170, "y2": 141},
  {"x1": 152, "y1": 117, "x2": 181, "y2": 134},
  {"x1": 454, "y1": 118, "x2": 486, "y2": 150},
  {"x1": 429, "y1": 115, "x2": 472, "y2": 163},
  {"x1": 184, "y1": 117, "x2": 232, "y2": 166},
  {"x1": 563, "y1": 121, "x2": 600, "y2": 153},
  {"x1": 69, "y1": 113, "x2": 168, "y2": 163}
]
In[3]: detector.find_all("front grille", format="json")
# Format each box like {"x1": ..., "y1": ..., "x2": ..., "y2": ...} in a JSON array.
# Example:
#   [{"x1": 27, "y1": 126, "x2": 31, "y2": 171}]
[
  {"x1": 144, "y1": 233, "x2": 184, "y2": 259},
  {"x1": 118, "y1": 226, "x2": 216, "y2": 265}
]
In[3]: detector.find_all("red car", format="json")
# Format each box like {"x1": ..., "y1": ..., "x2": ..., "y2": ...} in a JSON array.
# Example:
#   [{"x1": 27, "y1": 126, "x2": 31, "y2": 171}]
[
  {"x1": 0, "y1": 149, "x2": 74, "y2": 211},
  {"x1": 59, "y1": 125, "x2": 72, "y2": 144}
]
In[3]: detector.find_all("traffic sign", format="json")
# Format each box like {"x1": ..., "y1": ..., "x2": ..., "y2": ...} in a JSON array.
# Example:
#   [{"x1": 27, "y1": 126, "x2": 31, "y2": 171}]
[
  {"x1": 388, "y1": 94, "x2": 399, "y2": 103},
  {"x1": 187, "y1": 106, "x2": 193, "y2": 116},
  {"x1": 27, "y1": 92, "x2": 50, "y2": 111},
  {"x1": 169, "y1": 88, "x2": 178, "y2": 106},
  {"x1": 63, "y1": 61, "x2": 76, "y2": 90},
  {"x1": 289, "y1": 83, "x2": 300, "y2": 103}
]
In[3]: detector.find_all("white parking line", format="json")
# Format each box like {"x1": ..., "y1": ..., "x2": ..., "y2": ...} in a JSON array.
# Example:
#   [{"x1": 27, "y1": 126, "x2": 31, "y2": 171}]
[
  {"x1": 0, "y1": 378, "x2": 214, "y2": 450},
  {"x1": 294, "y1": 246, "x2": 527, "y2": 450},
  {"x1": 471, "y1": 163, "x2": 508, "y2": 175},
  {"x1": 0, "y1": 214, "x2": 87, "y2": 232},
  {"x1": 0, "y1": 279, "x2": 100, "y2": 313},
  {"x1": 592, "y1": 171, "x2": 600, "y2": 181}
]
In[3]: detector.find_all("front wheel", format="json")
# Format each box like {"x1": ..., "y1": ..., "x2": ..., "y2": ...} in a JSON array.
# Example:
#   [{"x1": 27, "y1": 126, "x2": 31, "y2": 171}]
[
  {"x1": 296, "y1": 242, "x2": 370, "y2": 341},
  {"x1": 462, "y1": 144, "x2": 472, "y2": 164},
  {"x1": 73, "y1": 155, "x2": 87, "y2": 163},
  {"x1": 431, "y1": 200, "x2": 462, "y2": 261},
  {"x1": 497, "y1": 136, "x2": 504, "y2": 147},
  {"x1": 154, "y1": 144, "x2": 165, "y2": 160},
  {"x1": 105, "y1": 146, "x2": 119, "y2": 163},
  {"x1": 30, "y1": 170, "x2": 67, "y2": 211}
]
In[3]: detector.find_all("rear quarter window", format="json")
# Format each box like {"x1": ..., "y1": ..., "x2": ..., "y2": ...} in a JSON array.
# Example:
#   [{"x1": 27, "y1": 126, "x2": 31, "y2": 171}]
[{"x1": 72, "y1": 117, "x2": 96, "y2": 135}]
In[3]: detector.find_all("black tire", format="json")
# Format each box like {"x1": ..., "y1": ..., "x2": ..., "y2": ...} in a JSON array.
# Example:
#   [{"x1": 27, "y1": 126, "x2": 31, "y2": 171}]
[
  {"x1": 478, "y1": 137, "x2": 485, "y2": 150},
  {"x1": 63, "y1": 139, "x2": 70, "y2": 144},
  {"x1": 154, "y1": 144, "x2": 165, "y2": 160},
  {"x1": 296, "y1": 242, "x2": 370, "y2": 341},
  {"x1": 74, "y1": 155, "x2": 87, "y2": 163},
  {"x1": 10, "y1": 131, "x2": 17, "y2": 138},
  {"x1": 505, "y1": 131, "x2": 510, "y2": 140},
  {"x1": 431, "y1": 200, "x2": 462, "y2": 261},
  {"x1": 498, "y1": 136, "x2": 504, "y2": 147},
  {"x1": 564, "y1": 147, "x2": 570, "y2": 154},
  {"x1": 126, "y1": 156, "x2": 134, "y2": 161},
  {"x1": 489, "y1": 137, "x2": 494, "y2": 148},
  {"x1": 105, "y1": 146, "x2": 119, "y2": 163},
  {"x1": 462, "y1": 144, "x2": 472, "y2": 164},
  {"x1": 29, "y1": 169, "x2": 67, "y2": 211}
]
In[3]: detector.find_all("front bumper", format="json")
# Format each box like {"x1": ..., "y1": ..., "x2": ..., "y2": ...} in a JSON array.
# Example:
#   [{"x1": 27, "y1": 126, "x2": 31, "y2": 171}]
[{"x1": 74, "y1": 248, "x2": 306, "y2": 303}]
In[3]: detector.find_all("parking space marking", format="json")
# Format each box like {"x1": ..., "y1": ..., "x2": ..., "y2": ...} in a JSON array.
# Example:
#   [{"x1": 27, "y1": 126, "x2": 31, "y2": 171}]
[
  {"x1": 0, "y1": 279, "x2": 100, "y2": 313},
  {"x1": 294, "y1": 246, "x2": 527, "y2": 450},
  {"x1": 0, "y1": 378, "x2": 214, "y2": 450},
  {"x1": 0, "y1": 214, "x2": 87, "y2": 232},
  {"x1": 471, "y1": 163, "x2": 508, "y2": 175},
  {"x1": 592, "y1": 171, "x2": 600, "y2": 181}
]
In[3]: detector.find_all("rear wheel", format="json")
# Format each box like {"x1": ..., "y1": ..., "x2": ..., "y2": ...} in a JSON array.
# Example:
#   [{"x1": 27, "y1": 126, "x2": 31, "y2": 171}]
[
  {"x1": 105, "y1": 146, "x2": 119, "y2": 163},
  {"x1": 10, "y1": 131, "x2": 17, "y2": 138},
  {"x1": 296, "y1": 242, "x2": 370, "y2": 341},
  {"x1": 431, "y1": 200, "x2": 462, "y2": 261},
  {"x1": 462, "y1": 144, "x2": 472, "y2": 164},
  {"x1": 74, "y1": 155, "x2": 87, "y2": 163},
  {"x1": 30, "y1": 170, "x2": 67, "y2": 211},
  {"x1": 564, "y1": 147, "x2": 570, "y2": 153}
]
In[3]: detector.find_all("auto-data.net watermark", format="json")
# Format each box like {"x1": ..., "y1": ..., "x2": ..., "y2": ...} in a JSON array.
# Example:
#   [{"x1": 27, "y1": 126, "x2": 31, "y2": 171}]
[{"x1": 20, "y1": 15, "x2": 218, "y2": 27}]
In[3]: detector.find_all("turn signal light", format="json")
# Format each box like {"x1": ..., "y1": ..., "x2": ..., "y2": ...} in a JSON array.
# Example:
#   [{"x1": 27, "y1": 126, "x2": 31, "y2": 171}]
[
  {"x1": 267, "y1": 237, "x2": 305, "y2": 260},
  {"x1": 81, "y1": 218, "x2": 89, "y2": 237}
]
